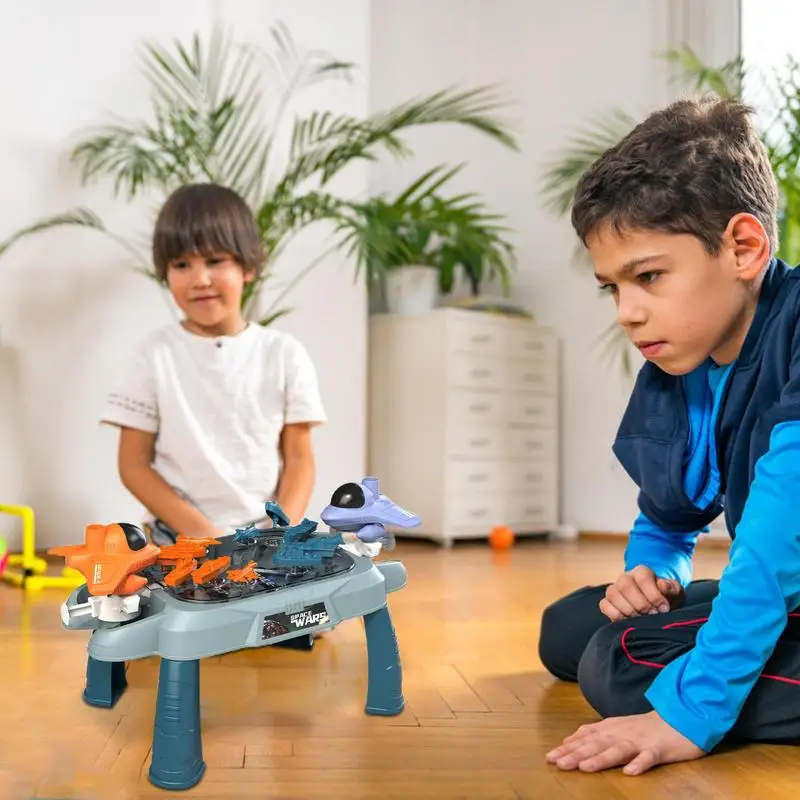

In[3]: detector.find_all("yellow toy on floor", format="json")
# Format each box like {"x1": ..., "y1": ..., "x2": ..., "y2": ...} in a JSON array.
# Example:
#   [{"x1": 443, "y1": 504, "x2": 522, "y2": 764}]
[{"x1": 0, "y1": 503, "x2": 83, "y2": 590}]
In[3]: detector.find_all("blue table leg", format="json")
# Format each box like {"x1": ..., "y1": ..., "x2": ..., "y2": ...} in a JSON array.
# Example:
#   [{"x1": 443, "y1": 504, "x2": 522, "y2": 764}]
[
  {"x1": 148, "y1": 658, "x2": 206, "y2": 790},
  {"x1": 363, "y1": 605, "x2": 404, "y2": 715},
  {"x1": 83, "y1": 656, "x2": 127, "y2": 708}
]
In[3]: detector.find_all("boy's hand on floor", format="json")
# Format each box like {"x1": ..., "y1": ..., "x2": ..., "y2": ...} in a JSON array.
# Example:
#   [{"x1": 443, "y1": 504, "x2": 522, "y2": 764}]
[
  {"x1": 546, "y1": 710, "x2": 704, "y2": 775},
  {"x1": 599, "y1": 565, "x2": 685, "y2": 621}
]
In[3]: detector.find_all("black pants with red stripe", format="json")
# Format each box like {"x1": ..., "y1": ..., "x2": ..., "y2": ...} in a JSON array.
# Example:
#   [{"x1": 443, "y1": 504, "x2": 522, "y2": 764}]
[{"x1": 538, "y1": 580, "x2": 800, "y2": 745}]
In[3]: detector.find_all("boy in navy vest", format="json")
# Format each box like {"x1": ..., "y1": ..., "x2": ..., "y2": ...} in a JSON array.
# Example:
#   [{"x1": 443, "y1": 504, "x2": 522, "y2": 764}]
[{"x1": 539, "y1": 96, "x2": 800, "y2": 775}]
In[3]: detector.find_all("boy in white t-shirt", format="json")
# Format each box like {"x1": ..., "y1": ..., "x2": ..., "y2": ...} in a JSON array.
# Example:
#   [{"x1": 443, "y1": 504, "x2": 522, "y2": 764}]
[{"x1": 100, "y1": 182, "x2": 327, "y2": 548}]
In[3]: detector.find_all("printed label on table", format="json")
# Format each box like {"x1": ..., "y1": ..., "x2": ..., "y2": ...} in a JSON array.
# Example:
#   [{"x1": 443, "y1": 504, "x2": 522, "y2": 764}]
[{"x1": 261, "y1": 601, "x2": 330, "y2": 640}]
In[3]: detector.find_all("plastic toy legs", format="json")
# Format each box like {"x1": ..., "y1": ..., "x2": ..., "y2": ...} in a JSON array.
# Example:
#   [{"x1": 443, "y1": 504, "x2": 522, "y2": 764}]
[
  {"x1": 363, "y1": 605, "x2": 404, "y2": 715},
  {"x1": 149, "y1": 658, "x2": 205, "y2": 790},
  {"x1": 83, "y1": 656, "x2": 128, "y2": 708}
]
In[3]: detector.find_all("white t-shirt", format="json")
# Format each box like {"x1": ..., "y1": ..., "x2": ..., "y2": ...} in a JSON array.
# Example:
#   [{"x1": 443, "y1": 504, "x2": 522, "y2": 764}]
[{"x1": 100, "y1": 322, "x2": 327, "y2": 533}]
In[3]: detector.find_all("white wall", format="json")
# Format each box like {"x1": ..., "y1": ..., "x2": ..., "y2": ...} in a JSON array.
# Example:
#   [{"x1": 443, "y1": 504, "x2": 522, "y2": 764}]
[
  {"x1": 0, "y1": 0, "x2": 369, "y2": 548},
  {"x1": 368, "y1": 0, "x2": 740, "y2": 534}
]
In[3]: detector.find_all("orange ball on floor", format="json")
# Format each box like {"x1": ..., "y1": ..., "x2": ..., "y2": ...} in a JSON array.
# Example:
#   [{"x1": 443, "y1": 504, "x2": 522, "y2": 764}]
[{"x1": 489, "y1": 525, "x2": 515, "y2": 549}]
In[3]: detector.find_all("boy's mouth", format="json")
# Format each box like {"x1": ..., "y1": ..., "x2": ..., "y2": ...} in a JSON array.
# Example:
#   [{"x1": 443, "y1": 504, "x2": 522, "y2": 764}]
[
  {"x1": 636, "y1": 340, "x2": 666, "y2": 357},
  {"x1": 190, "y1": 294, "x2": 221, "y2": 303}
]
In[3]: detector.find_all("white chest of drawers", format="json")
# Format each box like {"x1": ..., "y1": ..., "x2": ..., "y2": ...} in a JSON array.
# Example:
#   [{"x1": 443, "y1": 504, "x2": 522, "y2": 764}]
[{"x1": 367, "y1": 308, "x2": 560, "y2": 546}]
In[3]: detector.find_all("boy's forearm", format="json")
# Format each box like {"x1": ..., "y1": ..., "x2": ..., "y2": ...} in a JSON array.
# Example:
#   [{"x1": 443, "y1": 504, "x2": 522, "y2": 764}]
[
  {"x1": 275, "y1": 456, "x2": 315, "y2": 525},
  {"x1": 121, "y1": 464, "x2": 220, "y2": 539}
]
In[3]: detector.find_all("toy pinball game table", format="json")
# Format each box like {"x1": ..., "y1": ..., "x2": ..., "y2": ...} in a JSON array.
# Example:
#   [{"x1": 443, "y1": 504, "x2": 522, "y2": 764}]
[{"x1": 50, "y1": 478, "x2": 419, "y2": 790}]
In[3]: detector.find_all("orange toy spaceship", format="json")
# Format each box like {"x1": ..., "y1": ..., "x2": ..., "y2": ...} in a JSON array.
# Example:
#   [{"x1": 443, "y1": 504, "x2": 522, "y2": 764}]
[
  {"x1": 48, "y1": 523, "x2": 160, "y2": 597},
  {"x1": 192, "y1": 556, "x2": 230, "y2": 585},
  {"x1": 227, "y1": 561, "x2": 258, "y2": 583},
  {"x1": 156, "y1": 535, "x2": 220, "y2": 566},
  {"x1": 164, "y1": 558, "x2": 198, "y2": 588}
]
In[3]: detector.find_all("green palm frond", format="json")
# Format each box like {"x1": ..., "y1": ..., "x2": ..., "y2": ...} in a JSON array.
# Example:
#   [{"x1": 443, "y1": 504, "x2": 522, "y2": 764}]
[
  {"x1": 0, "y1": 208, "x2": 105, "y2": 257},
  {"x1": 0, "y1": 206, "x2": 151, "y2": 277},
  {"x1": 256, "y1": 190, "x2": 350, "y2": 254},
  {"x1": 540, "y1": 108, "x2": 636, "y2": 217},
  {"x1": 277, "y1": 85, "x2": 518, "y2": 197},
  {"x1": 69, "y1": 24, "x2": 355, "y2": 207},
  {"x1": 257, "y1": 308, "x2": 293, "y2": 327},
  {"x1": 661, "y1": 44, "x2": 744, "y2": 100},
  {"x1": 595, "y1": 319, "x2": 635, "y2": 378}
]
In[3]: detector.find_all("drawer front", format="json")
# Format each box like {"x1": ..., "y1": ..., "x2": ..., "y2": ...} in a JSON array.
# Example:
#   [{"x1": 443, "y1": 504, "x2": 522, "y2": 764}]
[
  {"x1": 508, "y1": 329, "x2": 558, "y2": 362},
  {"x1": 506, "y1": 490, "x2": 558, "y2": 531},
  {"x1": 448, "y1": 353, "x2": 506, "y2": 391},
  {"x1": 449, "y1": 317, "x2": 504, "y2": 357},
  {"x1": 449, "y1": 391, "x2": 505, "y2": 425},
  {"x1": 508, "y1": 360, "x2": 558, "y2": 395},
  {"x1": 506, "y1": 428, "x2": 558, "y2": 461},
  {"x1": 446, "y1": 492, "x2": 504, "y2": 531},
  {"x1": 507, "y1": 462, "x2": 557, "y2": 492},
  {"x1": 446, "y1": 460, "x2": 503, "y2": 494},
  {"x1": 447, "y1": 426, "x2": 505, "y2": 459},
  {"x1": 508, "y1": 394, "x2": 557, "y2": 427}
]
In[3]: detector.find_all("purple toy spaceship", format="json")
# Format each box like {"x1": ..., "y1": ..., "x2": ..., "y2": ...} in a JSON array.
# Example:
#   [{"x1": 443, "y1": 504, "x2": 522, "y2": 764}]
[{"x1": 320, "y1": 477, "x2": 421, "y2": 546}]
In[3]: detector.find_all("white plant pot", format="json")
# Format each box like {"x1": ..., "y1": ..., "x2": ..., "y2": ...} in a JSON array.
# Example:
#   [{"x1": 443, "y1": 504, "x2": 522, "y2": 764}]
[{"x1": 384, "y1": 265, "x2": 439, "y2": 315}]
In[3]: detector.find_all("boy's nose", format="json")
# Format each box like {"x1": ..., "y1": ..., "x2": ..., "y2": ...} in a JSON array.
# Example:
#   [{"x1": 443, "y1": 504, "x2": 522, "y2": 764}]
[
  {"x1": 616, "y1": 294, "x2": 647, "y2": 327},
  {"x1": 191, "y1": 266, "x2": 213, "y2": 287}
]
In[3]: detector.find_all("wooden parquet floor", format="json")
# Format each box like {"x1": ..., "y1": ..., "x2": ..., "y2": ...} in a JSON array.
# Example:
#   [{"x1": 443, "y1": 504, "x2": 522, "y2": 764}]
[{"x1": 2, "y1": 536, "x2": 799, "y2": 799}]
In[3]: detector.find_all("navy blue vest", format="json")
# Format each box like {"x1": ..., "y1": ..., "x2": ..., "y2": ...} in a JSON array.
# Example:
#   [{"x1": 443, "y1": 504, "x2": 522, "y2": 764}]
[{"x1": 613, "y1": 259, "x2": 800, "y2": 537}]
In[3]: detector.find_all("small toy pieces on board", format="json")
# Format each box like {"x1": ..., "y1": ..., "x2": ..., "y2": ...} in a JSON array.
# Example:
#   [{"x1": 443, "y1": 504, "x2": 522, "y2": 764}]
[
  {"x1": 48, "y1": 477, "x2": 423, "y2": 613},
  {"x1": 489, "y1": 525, "x2": 515, "y2": 550}
]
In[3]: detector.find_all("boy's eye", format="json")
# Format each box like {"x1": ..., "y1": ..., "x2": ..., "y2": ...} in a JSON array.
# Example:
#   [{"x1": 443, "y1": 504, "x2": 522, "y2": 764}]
[
  {"x1": 597, "y1": 283, "x2": 617, "y2": 295},
  {"x1": 637, "y1": 270, "x2": 660, "y2": 284}
]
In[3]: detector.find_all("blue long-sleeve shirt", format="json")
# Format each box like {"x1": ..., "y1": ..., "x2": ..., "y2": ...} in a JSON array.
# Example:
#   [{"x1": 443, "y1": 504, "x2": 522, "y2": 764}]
[{"x1": 624, "y1": 358, "x2": 800, "y2": 751}]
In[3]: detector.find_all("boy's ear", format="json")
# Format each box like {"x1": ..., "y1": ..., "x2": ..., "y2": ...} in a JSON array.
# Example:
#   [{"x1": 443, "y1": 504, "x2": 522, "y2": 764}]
[
  {"x1": 725, "y1": 212, "x2": 770, "y2": 281},
  {"x1": 242, "y1": 267, "x2": 257, "y2": 284}
]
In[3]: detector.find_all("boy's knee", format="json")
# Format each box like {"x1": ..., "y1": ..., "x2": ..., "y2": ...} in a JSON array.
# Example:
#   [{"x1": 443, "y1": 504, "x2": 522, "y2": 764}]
[
  {"x1": 538, "y1": 584, "x2": 609, "y2": 682},
  {"x1": 577, "y1": 624, "x2": 651, "y2": 719},
  {"x1": 538, "y1": 595, "x2": 583, "y2": 682}
]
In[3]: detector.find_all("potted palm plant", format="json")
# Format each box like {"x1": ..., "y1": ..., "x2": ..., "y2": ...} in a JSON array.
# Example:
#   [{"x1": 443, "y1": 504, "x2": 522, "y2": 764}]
[
  {"x1": 338, "y1": 164, "x2": 514, "y2": 314},
  {"x1": 539, "y1": 44, "x2": 800, "y2": 375},
  {"x1": 0, "y1": 23, "x2": 519, "y2": 325}
]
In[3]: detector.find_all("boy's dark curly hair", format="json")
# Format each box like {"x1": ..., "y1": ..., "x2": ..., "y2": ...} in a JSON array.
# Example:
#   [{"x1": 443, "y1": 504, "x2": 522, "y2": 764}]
[{"x1": 571, "y1": 97, "x2": 779, "y2": 256}]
